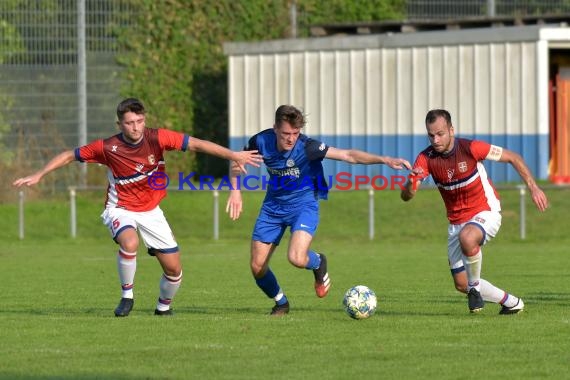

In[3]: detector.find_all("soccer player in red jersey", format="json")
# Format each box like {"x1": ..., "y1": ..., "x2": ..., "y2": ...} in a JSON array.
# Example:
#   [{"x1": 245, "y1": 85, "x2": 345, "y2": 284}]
[
  {"x1": 13, "y1": 98, "x2": 262, "y2": 317},
  {"x1": 401, "y1": 109, "x2": 548, "y2": 314}
]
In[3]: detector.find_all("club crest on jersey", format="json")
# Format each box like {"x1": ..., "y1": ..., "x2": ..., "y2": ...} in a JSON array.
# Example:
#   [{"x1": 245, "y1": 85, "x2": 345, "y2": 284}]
[
  {"x1": 458, "y1": 161, "x2": 468, "y2": 173},
  {"x1": 286, "y1": 159, "x2": 295, "y2": 167},
  {"x1": 148, "y1": 154, "x2": 156, "y2": 165},
  {"x1": 112, "y1": 145, "x2": 118, "y2": 152},
  {"x1": 447, "y1": 168, "x2": 455, "y2": 180}
]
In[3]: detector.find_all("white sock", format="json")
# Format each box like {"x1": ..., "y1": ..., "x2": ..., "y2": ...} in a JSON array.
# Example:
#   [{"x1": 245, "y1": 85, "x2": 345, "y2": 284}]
[
  {"x1": 157, "y1": 272, "x2": 182, "y2": 310},
  {"x1": 479, "y1": 279, "x2": 519, "y2": 307},
  {"x1": 274, "y1": 290, "x2": 285, "y2": 303},
  {"x1": 463, "y1": 249, "x2": 482, "y2": 291},
  {"x1": 117, "y1": 249, "x2": 137, "y2": 299},
  {"x1": 479, "y1": 279, "x2": 506, "y2": 303},
  {"x1": 501, "y1": 293, "x2": 520, "y2": 308}
]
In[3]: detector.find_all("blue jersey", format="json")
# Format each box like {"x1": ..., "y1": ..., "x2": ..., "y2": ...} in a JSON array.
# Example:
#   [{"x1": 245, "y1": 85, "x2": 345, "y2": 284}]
[{"x1": 246, "y1": 129, "x2": 329, "y2": 204}]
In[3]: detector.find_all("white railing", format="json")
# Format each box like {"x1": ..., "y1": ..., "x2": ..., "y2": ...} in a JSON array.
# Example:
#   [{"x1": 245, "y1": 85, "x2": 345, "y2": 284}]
[{"x1": 18, "y1": 184, "x2": 564, "y2": 241}]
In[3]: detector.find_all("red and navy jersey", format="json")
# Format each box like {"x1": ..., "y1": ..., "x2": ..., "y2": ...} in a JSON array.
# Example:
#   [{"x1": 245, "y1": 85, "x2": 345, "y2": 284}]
[
  {"x1": 75, "y1": 128, "x2": 189, "y2": 212},
  {"x1": 413, "y1": 138, "x2": 501, "y2": 224}
]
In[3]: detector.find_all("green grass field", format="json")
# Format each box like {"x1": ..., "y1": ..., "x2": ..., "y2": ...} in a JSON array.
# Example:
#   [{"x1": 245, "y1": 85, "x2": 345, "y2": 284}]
[{"x1": 1, "y1": 187, "x2": 569, "y2": 379}]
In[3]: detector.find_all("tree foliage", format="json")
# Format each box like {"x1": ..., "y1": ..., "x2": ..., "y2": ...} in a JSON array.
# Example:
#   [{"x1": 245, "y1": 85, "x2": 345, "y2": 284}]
[
  {"x1": 117, "y1": 0, "x2": 405, "y2": 176},
  {"x1": 299, "y1": 0, "x2": 406, "y2": 25},
  {"x1": 116, "y1": 0, "x2": 404, "y2": 175}
]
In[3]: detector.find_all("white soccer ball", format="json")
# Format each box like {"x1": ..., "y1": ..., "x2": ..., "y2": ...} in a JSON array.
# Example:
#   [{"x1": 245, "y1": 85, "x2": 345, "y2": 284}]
[{"x1": 343, "y1": 285, "x2": 377, "y2": 319}]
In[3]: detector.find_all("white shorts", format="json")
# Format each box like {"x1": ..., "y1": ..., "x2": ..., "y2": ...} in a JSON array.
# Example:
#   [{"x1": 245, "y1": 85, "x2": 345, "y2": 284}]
[
  {"x1": 448, "y1": 210, "x2": 501, "y2": 272},
  {"x1": 101, "y1": 206, "x2": 178, "y2": 254}
]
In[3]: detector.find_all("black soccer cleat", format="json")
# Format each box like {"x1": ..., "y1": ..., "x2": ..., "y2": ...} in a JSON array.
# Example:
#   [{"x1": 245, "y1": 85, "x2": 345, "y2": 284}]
[
  {"x1": 154, "y1": 309, "x2": 174, "y2": 316},
  {"x1": 313, "y1": 253, "x2": 331, "y2": 298},
  {"x1": 468, "y1": 288, "x2": 484, "y2": 313},
  {"x1": 270, "y1": 301, "x2": 290, "y2": 316},
  {"x1": 114, "y1": 298, "x2": 134, "y2": 317}
]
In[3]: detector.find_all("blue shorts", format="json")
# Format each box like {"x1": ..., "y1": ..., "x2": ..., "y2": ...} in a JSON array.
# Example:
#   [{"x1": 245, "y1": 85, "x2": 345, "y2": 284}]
[{"x1": 252, "y1": 201, "x2": 319, "y2": 245}]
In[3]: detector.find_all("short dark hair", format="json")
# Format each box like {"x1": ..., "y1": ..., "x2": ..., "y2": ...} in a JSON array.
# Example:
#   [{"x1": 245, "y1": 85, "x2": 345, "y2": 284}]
[
  {"x1": 275, "y1": 105, "x2": 306, "y2": 129},
  {"x1": 117, "y1": 98, "x2": 145, "y2": 121},
  {"x1": 425, "y1": 109, "x2": 452, "y2": 126}
]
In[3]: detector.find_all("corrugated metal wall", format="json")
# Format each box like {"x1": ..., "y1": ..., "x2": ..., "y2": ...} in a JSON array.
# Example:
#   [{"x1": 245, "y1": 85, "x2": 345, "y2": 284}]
[{"x1": 226, "y1": 27, "x2": 550, "y2": 183}]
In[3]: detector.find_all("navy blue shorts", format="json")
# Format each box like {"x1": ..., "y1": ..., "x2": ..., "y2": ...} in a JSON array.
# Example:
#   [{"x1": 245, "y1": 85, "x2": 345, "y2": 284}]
[{"x1": 252, "y1": 201, "x2": 319, "y2": 245}]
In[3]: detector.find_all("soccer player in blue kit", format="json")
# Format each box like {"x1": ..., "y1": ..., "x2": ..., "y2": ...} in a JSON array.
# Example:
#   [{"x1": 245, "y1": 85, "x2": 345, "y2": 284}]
[{"x1": 226, "y1": 105, "x2": 411, "y2": 315}]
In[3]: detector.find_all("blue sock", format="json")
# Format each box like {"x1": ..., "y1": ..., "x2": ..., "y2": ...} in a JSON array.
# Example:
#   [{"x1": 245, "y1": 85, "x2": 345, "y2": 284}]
[
  {"x1": 305, "y1": 250, "x2": 320, "y2": 270},
  {"x1": 255, "y1": 269, "x2": 282, "y2": 299}
]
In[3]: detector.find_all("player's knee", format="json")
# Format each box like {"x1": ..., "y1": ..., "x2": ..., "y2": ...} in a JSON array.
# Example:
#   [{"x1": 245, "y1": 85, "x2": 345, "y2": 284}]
[
  {"x1": 118, "y1": 235, "x2": 139, "y2": 253},
  {"x1": 287, "y1": 253, "x2": 306, "y2": 268},
  {"x1": 250, "y1": 262, "x2": 265, "y2": 278},
  {"x1": 120, "y1": 241, "x2": 138, "y2": 253},
  {"x1": 116, "y1": 227, "x2": 138, "y2": 251},
  {"x1": 459, "y1": 228, "x2": 483, "y2": 254},
  {"x1": 163, "y1": 264, "x2": 182, "y2": 277},
  {"x1": 462, "y1": 245, "x2": 480, "y2": 257},
  {"x1": 454, "y1": 282, "x2": 467, "y2": 294}
]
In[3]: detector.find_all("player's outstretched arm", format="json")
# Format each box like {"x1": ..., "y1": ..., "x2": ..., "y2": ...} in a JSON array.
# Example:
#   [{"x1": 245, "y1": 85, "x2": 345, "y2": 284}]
[
  {"x1": 325, "y1": 147, "x2": 412, "y2": 170},
  {"x1": 225, "y1": 161, "x2": 243, "y2": 220},
  {"x1": 12, "y1": 150, "x2": 75, "y2": 187},
  {"x1": 499, "y1": 149, "x2": 549, "y2": 211},
  {"x1": 188, "y1": 138, "x2": 262, "y2": 174},
  {"x1": 401, "y1": 168, "x2": 423, "y2": 202}
]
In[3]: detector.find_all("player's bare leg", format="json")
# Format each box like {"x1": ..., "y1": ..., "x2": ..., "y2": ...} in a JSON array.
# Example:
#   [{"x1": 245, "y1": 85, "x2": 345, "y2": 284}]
[
  {"x1": 154, "y1": 252, "x2": 182, "y2": 316},
  {"x1": 459, "y1": 224, "x2": 485, "y2": 312},
  {"x1": 288, "y1": 231, "x2": 330, "y2": 298},
  {"x1": 113, "y1": 228, "x2": 139, "y2": 317}
]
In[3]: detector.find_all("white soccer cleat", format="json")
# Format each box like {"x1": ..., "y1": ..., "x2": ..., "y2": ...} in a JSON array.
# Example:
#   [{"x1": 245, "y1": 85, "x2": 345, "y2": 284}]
[{"x1": 499, "y1": 297, "x2": 525, "y2": 315}]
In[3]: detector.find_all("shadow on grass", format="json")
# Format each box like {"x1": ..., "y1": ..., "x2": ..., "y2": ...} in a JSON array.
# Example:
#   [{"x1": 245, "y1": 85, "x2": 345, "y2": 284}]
[
  {"x1": 525, "y1": 292, "x2": 570, "y2": 304},
  {"x1": 0, "y1": 305, "x2": 459, "y2": 318},
  {"x1": 0, "y1": 374, "x2": 139, "y2": 380},
  {"x1": 5, "y1": 292, "x2": 550, "y2": 318}
]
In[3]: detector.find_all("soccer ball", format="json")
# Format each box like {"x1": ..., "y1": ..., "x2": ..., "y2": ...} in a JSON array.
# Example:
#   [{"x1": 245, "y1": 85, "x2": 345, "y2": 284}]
[{"x1": 342, "y1": 285, "x2": 377, "y2": 319}]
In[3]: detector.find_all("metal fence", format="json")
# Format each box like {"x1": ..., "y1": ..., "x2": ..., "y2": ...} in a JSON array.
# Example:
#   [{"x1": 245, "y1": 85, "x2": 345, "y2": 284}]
[
  {"x1": 3, "y1": 0, "x2": 570, "y2": 201},
  {"x1": 16, "y1": 184, "x2": 569, "y2": 241},
  {"x1": 0, "y1": 0, "x2": 133, "y2": 200},
  {"x1": 407, "y1": 0, "x2": 570, "y2": 19}
]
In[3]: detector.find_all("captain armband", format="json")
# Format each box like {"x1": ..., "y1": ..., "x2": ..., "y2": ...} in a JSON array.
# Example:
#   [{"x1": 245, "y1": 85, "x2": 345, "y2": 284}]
[{"x1": 485, "y1": 145, "x2": 503, "y2": 161}]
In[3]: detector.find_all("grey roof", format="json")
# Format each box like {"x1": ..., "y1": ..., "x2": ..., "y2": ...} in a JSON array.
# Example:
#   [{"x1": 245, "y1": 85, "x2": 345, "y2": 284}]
[{"x1": 224, "y1": 24, "x2": 570, "y2": 56}]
